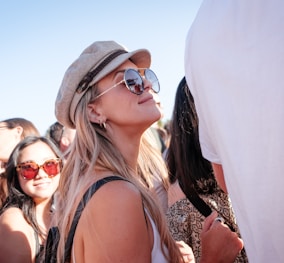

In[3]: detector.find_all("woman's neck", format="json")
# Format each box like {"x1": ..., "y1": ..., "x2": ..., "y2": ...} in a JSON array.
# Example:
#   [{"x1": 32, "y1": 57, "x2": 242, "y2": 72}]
[
  {"x1": 110, "y1": 127, "x2": 142, "y2": 171},
  {"x1": 34, "y1": 198, "x2": 53, "y2": 234}
]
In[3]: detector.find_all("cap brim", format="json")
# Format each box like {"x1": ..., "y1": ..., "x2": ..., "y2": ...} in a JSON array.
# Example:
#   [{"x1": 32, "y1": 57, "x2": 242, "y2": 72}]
[{"x1": 88, "y1": 49, "x2": 151, "y2": 87}]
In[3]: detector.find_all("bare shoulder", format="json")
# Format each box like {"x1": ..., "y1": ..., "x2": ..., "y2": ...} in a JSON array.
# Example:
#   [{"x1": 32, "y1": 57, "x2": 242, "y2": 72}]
[
  {"x1": 0, "y1": 207, "x2": 34, "y2": 261},
  {"x1": 95, "y1": 178, "x2": 141, "y2": 199},
  {"x1": 0, "y1": 207, "x2": 29, "y2": 229},
  {"x1": 74, "y1": 178, "x2": 152, "y2": 262},
  {"x1": 81, "y1": 178, "x2": 144, "y2": 219}
]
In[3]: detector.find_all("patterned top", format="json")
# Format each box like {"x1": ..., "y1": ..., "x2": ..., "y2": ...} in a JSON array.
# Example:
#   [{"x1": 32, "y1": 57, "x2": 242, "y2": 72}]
[{"x1": 166, "y1": 183, "x2": 248, "y2": 263}]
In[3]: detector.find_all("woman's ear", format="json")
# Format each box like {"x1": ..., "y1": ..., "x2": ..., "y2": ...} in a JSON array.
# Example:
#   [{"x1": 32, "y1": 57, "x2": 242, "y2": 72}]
[
  {"x1": 87, "y1": 103, "x2": 105, "y2": 125},
  {"x1": 15, "y1": 126, "x2": 24, "y2": 139}
]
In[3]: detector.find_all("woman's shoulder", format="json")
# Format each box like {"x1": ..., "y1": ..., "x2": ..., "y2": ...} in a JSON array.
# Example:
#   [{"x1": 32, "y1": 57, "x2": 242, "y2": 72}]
[
  {"x1": 90, "y1": 176, "x2": 142, "y2": 205},
  {"x1": 78, "y1": 176, "x2": 146, "y2": 227},
  {"x1": 0, "y1": 207, "x2": 25, "y2": 223},
  {"x1": 73, "y1": 176, "x2": 151, "y2": 261},
  {"x1": 0, "y1": 207, "x2": 35, "y2": 261},
  {"x1": 0, "y1": 207, "x2": 28, "y2": 228}
]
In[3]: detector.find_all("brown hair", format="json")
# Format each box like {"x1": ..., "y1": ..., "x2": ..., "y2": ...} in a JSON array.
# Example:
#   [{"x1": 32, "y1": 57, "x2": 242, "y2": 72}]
[{"x1": 1, "y1": 118, "x2": 40, "y2": 138}]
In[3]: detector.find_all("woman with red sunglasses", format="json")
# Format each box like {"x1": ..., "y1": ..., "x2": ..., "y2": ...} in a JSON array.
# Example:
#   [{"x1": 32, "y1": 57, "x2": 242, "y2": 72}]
[{"x1": 0, "y1": 136, "x2": 62, "y2": 263}]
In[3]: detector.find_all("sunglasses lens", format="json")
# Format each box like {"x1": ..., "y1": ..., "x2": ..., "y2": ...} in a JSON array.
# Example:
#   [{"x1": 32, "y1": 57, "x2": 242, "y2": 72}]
[
  {"x1": 17, "y1": 159, "x2": 61, "y2": 180},
  {"x1": 43, "y1": 160, "x2": 61, "y2": 177},
  {"x1": 19, "y1": 163, "x2": 39, "y2": 180},
  {"x1": 125, "y1": 69, "x2": 144, "y2": 95},
  {"x1": 145, "y1": 69, "x2": 160, "y2": 93}
]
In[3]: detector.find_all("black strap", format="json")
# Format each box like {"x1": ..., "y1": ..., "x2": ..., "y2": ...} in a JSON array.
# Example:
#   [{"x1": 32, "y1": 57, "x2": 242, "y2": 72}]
[
  {"x1": 64, "y1": 175, "x2": 127, "y2": 262},
  {"x1": 179, "y1": 181, "x2": 212, "y2": 217},
  {"x1": 179, "y1": 181, "x2": 237, "y2": 233},
  {"x1": 76, "y1": 50, "x2": 128, "y2": 93}
]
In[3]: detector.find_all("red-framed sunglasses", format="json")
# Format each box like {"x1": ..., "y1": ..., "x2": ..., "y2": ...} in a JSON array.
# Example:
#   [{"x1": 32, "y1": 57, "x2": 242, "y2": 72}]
[{"x1": 16, "y1": 158, "x2": 62, "y2": 180}]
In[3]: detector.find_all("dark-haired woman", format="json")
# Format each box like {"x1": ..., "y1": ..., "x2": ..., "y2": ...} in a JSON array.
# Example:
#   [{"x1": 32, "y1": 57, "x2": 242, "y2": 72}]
[
  {"x1": 0, "y1": 136, "x2": 62, "y2": 263},
  {"x1": 166, "y1": 77, "x2": 248, "y2": 262}
]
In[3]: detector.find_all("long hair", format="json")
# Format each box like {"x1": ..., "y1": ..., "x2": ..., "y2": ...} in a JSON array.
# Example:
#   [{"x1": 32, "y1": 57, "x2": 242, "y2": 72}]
[
  {"x1": 1, "y1": 136, "x2": 62, "y2": 240},
  {"x1": 166, "y1": 77, "x2": 218, "y2": 195},
  {"x1": 56, "y1": 85, "x2": 182, "y2": 262},
  {"x1": 139, "y1": 128, "x2": 169, "y2": 190}
]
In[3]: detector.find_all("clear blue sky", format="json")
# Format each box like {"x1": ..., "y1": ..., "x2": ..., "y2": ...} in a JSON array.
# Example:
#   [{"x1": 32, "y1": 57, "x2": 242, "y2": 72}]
[{"x1": 0, "y1": 0, "x2": 202, "y2": 134}]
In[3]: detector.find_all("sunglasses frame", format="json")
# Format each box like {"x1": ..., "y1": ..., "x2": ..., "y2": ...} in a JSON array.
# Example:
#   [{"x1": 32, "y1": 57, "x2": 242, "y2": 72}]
[
  {"x1": 16, "y1": 158, "x2": 62, "y2": 180},
  {"x1": 94, "y1": 68, "x2": 160, "y2": 100}
]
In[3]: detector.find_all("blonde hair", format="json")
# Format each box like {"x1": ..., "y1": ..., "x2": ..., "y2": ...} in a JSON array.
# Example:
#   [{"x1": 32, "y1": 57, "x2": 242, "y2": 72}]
[{"x1": 55, "y1": 86, "x2": 182, "y2": 262}]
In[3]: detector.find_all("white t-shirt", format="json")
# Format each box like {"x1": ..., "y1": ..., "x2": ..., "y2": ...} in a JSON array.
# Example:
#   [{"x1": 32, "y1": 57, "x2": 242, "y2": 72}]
[{"x1": 185, "y1": 1, "x2": 284, "y2": 262}]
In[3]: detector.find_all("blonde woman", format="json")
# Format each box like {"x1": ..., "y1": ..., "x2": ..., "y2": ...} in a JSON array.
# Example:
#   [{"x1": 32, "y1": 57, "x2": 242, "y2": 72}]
[{"x1": 53, "y1": 40, "x2": 243, "y2": 263}]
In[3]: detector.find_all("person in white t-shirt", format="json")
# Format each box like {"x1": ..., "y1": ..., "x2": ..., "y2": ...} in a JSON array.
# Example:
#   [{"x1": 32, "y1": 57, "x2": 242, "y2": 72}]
[{"x1": 184, "y1": 1, "x2": 284, "y2": 262}]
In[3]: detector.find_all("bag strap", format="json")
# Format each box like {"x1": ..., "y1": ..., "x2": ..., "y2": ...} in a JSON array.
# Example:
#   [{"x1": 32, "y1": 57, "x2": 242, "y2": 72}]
[
  {"x1": 179, "y1": 181, "x2": 236, "y2": 232},
  {"x1": 64, "y1": 175, "x2": 127, "y2": 262},
  {"x1": 178, "y1": 181, "x2": 212, "y2": 217}
]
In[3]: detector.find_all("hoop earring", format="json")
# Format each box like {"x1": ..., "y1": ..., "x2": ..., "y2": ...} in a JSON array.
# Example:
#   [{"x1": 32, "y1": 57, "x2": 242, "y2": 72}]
[{"x1": 100, "y1": 121, "x2": 106, "y2": 130}]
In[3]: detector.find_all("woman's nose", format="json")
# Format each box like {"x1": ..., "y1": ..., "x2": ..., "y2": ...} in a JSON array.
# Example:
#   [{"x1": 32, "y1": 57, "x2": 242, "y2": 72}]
[
  {"x1": 35, "y1": 167, "x2": 48, "y2": 179},
  {"x1": 142, "y1": 77, "x2": 153, "y2": 92}
]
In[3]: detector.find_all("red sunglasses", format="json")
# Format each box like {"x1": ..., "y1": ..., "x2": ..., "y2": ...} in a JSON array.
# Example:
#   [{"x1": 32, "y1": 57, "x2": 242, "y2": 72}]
[{"x1": 16, "y1": 158, "x2": 62, "y2": 180}]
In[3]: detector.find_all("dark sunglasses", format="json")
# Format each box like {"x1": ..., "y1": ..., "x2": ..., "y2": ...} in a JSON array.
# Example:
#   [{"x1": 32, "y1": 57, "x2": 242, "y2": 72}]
[
  {"x1": 16, "y1": 158, "x2": 62, "y2": 180},
  {"x1": 94, "y1": 68, "x2": 160, "y2": 100}
]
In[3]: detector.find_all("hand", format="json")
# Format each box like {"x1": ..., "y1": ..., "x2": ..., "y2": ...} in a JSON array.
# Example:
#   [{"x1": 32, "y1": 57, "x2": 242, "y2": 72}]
[
  {"x1": 200, "y1": 211, "x2": 243, "y2": 263},
  {"x1": 176, "y1": 240, "x2": 195, "y2": 263}
]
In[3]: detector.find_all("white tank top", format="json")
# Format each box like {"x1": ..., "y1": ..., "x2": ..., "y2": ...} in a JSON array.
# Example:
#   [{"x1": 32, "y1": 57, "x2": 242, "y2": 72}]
[{"x1": 146, "y1": 209, "x2": 169, "y2": 262}]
